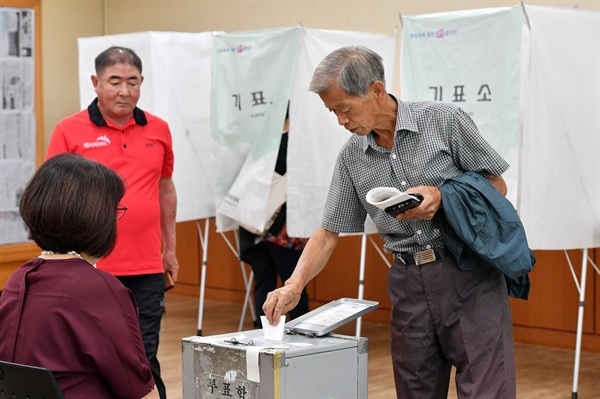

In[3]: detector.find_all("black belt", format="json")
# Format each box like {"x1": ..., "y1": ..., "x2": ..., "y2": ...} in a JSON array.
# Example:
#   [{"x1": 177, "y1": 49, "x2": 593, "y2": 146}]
[{"x1": 394, "y1": 247, "x2": 451, "y2": 266}]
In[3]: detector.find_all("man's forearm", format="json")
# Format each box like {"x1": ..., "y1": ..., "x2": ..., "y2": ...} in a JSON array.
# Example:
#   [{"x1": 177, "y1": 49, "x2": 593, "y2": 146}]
[
  {"x1": 263, "y1": 227, "x2": 340, "y2": 323},
  {"x1": 284, "y1": 227, "x2": 339, "y2": 293},
  {"x1": 159, "y1": 178, "x2": 177, "y2": 251}
]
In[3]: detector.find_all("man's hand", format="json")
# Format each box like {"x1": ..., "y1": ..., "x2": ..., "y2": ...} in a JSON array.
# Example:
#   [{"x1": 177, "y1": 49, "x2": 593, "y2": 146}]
[
  {"x1": 395, "y1": 185, "x2": 442, "y2": 222},
  {"x1": 486, "y1": 175, "x2": 507, "y2": 196},
  {"x1": 159, "y1": 177, "x2": 178, "y2": 281},
  {"x1": 163, "y1": 249, "x2": 179, "y2": 282},
  {"x1": 263, "y1": 286, "x2": 302, "y2": 325}
]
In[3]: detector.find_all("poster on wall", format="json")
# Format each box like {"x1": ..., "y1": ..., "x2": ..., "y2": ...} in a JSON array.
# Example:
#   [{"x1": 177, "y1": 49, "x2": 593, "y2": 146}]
[
  {"x1": 0, "y1": 6, "x2": 36, "y2": 245},
  {"x1": 400, "y1": 6, "x2": 524, "y2": 206}
]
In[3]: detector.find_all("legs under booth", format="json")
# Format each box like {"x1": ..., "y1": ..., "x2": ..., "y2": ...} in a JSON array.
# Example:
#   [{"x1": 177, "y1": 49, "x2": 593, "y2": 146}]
[{"x1": 182, "y1": 329, "x2": 368, "y2": 398}]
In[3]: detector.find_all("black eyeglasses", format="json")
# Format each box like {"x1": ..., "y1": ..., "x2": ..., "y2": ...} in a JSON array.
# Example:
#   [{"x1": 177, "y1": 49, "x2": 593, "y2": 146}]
[{"x1": 117, "y1": 205, "x2": 128, "y2": 220}]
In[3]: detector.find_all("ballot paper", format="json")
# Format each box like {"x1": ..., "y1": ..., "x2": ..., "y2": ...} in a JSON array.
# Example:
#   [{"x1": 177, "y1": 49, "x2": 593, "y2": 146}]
[
  {"x1": 260, "y1": 315, "x2": 286, "y2": 341},
  {"x1": 366, "y1": 186, "x2": 420, "y2": 210}
]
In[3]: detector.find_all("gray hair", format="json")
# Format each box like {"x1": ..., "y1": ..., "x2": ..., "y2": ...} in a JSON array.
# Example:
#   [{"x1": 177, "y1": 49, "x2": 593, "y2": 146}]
[{"x1": 309, "y1": 46, "x2": 385, "y2": 97}]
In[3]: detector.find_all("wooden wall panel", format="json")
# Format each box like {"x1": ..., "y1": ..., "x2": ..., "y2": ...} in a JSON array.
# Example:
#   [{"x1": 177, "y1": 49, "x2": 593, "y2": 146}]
[
  {"x1": 0, "y1": 242, "x2": 40, "y2": 290},
  {"x1": 313, "y1": 236, "x2": 362, "y2": 302},
  {"x1": 511, "y1": 249, "x2": 599, "y2": 352},
  {"x1": 596, "y1": 252, "x2": 600, "y2": 343},
  {"x1": 511, "y1": 250, "x2": 594, "y2": 332}
]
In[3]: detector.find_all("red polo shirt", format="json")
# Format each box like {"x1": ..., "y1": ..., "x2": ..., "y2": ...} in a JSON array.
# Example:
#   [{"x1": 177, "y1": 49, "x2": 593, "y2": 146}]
[{"x1": 46, "y1": 100, "x2": 174, "y2": 276}]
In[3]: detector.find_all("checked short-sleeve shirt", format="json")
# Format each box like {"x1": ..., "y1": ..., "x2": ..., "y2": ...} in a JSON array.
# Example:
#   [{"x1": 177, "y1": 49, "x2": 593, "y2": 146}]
[{"x1": 321, "y1": 97, "x2": 509, "y2": 254}]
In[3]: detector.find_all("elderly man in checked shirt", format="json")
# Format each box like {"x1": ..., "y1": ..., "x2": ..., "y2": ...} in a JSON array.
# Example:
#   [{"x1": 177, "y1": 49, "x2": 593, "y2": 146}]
[{"x1": 263, "y1": 46, "x2": 517, "y2": 399}]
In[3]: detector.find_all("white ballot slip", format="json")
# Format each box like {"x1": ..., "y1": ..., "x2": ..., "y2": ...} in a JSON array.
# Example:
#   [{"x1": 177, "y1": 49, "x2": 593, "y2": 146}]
[{"x1": 260, "y1": 315, "x2": 286, "y2": 341}]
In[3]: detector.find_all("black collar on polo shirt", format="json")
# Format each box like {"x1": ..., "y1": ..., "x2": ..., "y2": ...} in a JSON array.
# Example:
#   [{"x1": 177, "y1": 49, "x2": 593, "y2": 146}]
[{"x1": 87, "y1": 98, "x2": 148, "y2": 127}]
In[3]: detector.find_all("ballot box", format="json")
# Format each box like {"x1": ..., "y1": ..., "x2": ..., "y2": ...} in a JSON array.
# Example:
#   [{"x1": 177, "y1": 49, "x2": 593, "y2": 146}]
[{"x1": 182, "y1": 329, "x2": 369, "y2": 398}]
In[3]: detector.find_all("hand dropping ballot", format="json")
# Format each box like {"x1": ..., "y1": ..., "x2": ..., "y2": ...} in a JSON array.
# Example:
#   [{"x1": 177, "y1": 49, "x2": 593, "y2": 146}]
[{"x1": 366, "y1": 187, "x2": 423, "y2": 217}]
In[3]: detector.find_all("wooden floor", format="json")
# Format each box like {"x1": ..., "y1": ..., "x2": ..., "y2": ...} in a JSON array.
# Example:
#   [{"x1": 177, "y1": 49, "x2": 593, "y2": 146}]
[{"x1": 159, "y1": 294, "x2": 600, "y2": 399}]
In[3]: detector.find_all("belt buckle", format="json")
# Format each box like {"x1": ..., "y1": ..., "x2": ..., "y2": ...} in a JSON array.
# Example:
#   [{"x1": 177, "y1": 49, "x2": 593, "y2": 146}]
[{"x1": 414, "y1": 249, "x2": 436, "y2": 265}]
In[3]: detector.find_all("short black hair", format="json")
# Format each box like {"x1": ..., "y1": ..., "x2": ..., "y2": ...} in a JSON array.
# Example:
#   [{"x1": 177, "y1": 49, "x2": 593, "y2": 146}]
[
  {"x1": 95, "y1": 46, "x2": 143, "y2": 75},
  {"x1": 20, "y1": 153, "x2": 125, "y2": 258}
]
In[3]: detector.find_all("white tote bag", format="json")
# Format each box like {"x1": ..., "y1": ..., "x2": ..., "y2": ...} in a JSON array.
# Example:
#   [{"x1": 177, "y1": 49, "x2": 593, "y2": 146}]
[{"x1": 237, "y1": 172, "x2": 287, "y2": 235}]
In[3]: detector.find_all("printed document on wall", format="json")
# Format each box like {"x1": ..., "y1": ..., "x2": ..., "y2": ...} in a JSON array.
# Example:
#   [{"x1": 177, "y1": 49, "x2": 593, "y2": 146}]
[{"x1": 0, "y1": 7, "x2": 36, "y2": 245}]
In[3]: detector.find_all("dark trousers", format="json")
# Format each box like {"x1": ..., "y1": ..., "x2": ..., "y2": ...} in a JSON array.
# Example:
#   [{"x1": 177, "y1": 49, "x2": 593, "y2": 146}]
[
  {"x1": 387, "y1": 253, "x2": 516, "y2": 399},
  {"x1": 117, "y1": 273, "x2": 166, "y2": 399},
  {"x1": 245, "y1": 241, "x2": 309, "y2": 320}
]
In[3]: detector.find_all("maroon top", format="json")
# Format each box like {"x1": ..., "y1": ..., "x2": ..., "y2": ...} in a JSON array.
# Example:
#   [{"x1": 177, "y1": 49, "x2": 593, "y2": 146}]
[{"x1": 0, "y1": 257, "x2": 154, "y2": 399}]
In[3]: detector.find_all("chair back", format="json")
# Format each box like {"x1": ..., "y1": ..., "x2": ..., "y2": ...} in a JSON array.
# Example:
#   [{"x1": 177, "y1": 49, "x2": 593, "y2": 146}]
[{"x1": 0, "y1": 360, "x2": 65, "y2": 399}]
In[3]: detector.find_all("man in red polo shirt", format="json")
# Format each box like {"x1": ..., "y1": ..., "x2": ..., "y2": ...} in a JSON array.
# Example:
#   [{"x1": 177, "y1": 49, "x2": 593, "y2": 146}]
[{"x1": 46, "y1": 46, "x2": 177, "y2": 399}]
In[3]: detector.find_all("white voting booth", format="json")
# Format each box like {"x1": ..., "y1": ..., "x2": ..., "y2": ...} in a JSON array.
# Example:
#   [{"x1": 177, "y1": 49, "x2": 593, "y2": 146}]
[{"x1": 401, "y1": 5, "x2": 599, "y2": 397}]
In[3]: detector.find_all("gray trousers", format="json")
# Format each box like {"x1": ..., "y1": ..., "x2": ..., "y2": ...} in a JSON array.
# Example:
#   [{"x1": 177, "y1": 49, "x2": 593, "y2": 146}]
[{"x1": 388, "y1": 252, "x2": 516, "y2": 399}]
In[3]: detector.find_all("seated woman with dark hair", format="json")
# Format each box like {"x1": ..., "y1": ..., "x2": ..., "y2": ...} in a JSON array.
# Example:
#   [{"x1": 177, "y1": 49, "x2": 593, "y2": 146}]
[{"x1": 0, "y1": 153, "x2": 158, "y2": 399}]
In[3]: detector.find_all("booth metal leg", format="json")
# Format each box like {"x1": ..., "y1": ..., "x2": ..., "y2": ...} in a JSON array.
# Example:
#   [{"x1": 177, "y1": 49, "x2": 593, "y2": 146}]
[
  {"x1": 196, "y1": 218, "x2": 210, "y2": 336},
  {"x1": 355, "y1": 234, "x2": 393, "y2": 338},
  {"x1": 355, "y1": 234, "x2": 367, "y2": 338},
  {"x1": 571, "y1": 248, "x2": 589, "y2": 399}
]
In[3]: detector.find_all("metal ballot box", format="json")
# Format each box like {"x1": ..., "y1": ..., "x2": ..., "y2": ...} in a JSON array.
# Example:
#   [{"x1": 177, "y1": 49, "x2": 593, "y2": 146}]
[{"x1": 182, "y1": 329, "x2": 368, "y2": 398}]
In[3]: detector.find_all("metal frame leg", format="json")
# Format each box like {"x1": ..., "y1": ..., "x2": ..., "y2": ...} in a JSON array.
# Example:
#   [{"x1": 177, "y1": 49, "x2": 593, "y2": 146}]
[
  {"x1": 355, "y1": 234, "x2": 393, "y2": 337},
  {"x1": 196, "y1": 218, "x2": 210, "y2": 336},
  {"x1": 355, "y1": 234, "x2": 367, "y2": 338},
  {"x1": 568, "y1": 248, "x2": 600, "y2": 399}
]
